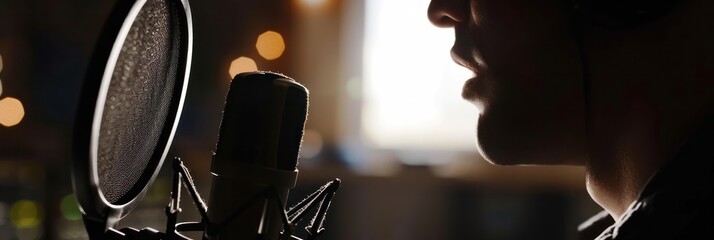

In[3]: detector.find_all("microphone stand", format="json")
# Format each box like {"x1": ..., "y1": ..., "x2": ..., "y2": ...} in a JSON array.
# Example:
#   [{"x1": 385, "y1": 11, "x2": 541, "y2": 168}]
[
  {"x1": 165, "y1": 157, "x2": 208, "y2": 239},
  {"x1": 104, "y1": 157, "x2": 341, "y2": 240}
]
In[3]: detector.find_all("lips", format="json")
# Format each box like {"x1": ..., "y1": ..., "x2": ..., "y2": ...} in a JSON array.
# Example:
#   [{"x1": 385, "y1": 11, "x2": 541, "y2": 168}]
[
  {"x1": 450, "y1": 42, "x2": 487, "y2": 109},
  {"x1": 461, "y1": 76, "x2": 479, "y2": 100},
  {"x1": 450, "y1": 48, "x2": 481, "y2": 75}
]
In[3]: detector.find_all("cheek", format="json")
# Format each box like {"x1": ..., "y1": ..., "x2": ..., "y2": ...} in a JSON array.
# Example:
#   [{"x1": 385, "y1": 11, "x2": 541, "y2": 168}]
[
  {"x1": 461, "y1": 0, "x2": 589, "y2": 164},
  {"x1": 469, "y1": 2, "x2": 588, "y2": 165},
  {"x1": 473, "y1": 0, "x2": 576, "y2": 74},
  {"x1": 474, "y1": 2, "x2": 585, "y2": 107},
  {"x1": 474, "y1": 44, "x2": 587, "y2": 165}
]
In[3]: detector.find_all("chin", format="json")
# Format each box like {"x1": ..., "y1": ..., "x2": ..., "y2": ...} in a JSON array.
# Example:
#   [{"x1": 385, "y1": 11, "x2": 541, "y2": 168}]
[
  {"x1": 475, "y1": 113, "x2": 534, "y2": 166},
  {"x1": 473, "y1": 104, "x2": 587, "y2": 166}
]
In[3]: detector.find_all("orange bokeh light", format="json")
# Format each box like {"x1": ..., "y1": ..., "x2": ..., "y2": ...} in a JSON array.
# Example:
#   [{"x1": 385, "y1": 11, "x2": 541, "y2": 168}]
[
  {"x1": 228, "y1": 57, "x2": 258, "y2": 79},
  {"x1": 256, "y1": 31, "x2": 286, "y2": 60},
  {"x1": 0, "y1": 97, "x2": 25, "y2": 127}
]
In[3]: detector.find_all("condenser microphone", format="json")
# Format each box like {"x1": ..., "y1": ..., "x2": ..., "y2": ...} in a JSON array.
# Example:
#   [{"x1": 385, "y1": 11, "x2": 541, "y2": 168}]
[
  {"x1": 205, "y1": 71, "x2": 309, "y2": 240},
  {"x1": 73, "y1": 0, "x2": 338, "y2": 237}
]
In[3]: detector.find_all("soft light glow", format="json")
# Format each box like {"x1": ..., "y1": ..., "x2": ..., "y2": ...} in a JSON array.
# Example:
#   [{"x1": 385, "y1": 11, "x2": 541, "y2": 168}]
[
  {"x1": 60, "y1": 194, "x2": 82, "y2": 221},
  {"x1": 362, "y1": 0, "x2": 475, "y2": 151},
  {"x1": 300, "y1": 129, "x2": 324, "y2": 159},
  {"x1": 0, "y1": 97, "x2": 25, "y2": 127},
  {"x1": 300, "y1": 0, "x2": 327, "y2": 8},
  {"x1": 228, "y1": 57, "x2": 258, "y2": 79},
  {"x1": 256, "y1": 31, "x2": 286, "y2": 60},
  {"x1": 229, "y1": 57, "x2": 258, "y2": 79},
  {"x1": 10, "y1": 200, "x2": 41, "y2": 228},
  {"x1": 0, "y1": 79, "x2": 3, "y2": 96}
]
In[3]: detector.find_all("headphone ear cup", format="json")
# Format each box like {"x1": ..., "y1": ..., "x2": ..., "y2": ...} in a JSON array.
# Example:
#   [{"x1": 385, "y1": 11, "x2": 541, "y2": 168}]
[{"x1": 579, "y1": 0, "x2": 681, "y2": 30}]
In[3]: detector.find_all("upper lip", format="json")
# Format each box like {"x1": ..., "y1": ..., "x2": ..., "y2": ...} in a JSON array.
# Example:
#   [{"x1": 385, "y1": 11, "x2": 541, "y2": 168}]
[
  {"x1": 450, "y1": 26, "x2": 484, "y2": 75},
  {"x1": 450, "y1": 46, "x2": 482, "y2": 75}
]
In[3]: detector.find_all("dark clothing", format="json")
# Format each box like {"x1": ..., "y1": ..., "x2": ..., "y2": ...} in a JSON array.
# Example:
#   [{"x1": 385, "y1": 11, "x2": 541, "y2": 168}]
[{"x1": 578, "y1": 121, "x2": 714, "y2": 240}]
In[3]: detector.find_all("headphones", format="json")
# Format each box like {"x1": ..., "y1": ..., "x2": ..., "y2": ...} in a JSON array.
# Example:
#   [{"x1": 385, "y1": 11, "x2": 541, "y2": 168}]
[{"x1": 572, "y1": 0, "x2": 681, "y2": 30}]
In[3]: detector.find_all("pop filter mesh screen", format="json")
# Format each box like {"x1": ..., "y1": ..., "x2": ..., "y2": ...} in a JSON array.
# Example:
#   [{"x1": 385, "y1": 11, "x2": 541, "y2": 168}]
[{"x1": 97, "y1": 0, "x2": 183, "y2": 204}]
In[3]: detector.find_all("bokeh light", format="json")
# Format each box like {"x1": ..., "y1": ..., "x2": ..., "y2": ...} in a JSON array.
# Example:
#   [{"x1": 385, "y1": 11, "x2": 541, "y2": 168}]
[
  {"x1": 256, "y1": 31, "x2": 285, "y2": 60},
  {"x1": 60, "y1": 194, "x2": 82, "y2": 221},
  {"x1": 10, "y1": 200, "x2": 42, "y2": 228},
  {"x1": 0, "y1": 97, "x2": 25, "y2": 127},
  {"x1": 300, "y1": 0, "x2": 327, "y2": 8},
  {"x1": 145, "y1": 177, "x2": 169, "y2": 203},
  {"x1": 228, "y1": 57, "x2": 258, "y2": 79},
  {"x1": 300, "y1": 129, "x2": 324, "y2": 159},
  {"x1": 0, "y1": 78, "x2": 3, "y2": 96}
]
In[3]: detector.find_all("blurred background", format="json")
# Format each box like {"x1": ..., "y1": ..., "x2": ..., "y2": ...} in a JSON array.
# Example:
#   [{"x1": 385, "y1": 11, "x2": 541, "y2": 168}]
[{"x1": 0, "y1": 0, "x2": 602, "y2": 239}]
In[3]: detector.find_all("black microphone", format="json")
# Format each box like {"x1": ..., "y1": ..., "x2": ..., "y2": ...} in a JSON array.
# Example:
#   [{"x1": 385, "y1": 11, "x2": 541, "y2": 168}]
[{"x1": 205, "y1": 71, "x2": 309, "y2": 239}]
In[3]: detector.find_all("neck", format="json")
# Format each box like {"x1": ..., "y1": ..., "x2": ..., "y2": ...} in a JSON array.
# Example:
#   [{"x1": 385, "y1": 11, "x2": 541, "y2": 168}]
[
  {"x1": 585, "y1": 98, "x2": 667, "y2": 221},
  {"x1": 585, "y1": 99, "x2": 711, "y2": 221},
  {"x1": 582, "y1": 0, "x2": 714, "y2": 221}
]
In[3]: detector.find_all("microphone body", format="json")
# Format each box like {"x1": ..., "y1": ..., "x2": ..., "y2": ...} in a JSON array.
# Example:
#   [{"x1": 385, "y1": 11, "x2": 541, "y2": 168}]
[{"x1": 205, "y1": 71, "x2": 308, "y2": 239}]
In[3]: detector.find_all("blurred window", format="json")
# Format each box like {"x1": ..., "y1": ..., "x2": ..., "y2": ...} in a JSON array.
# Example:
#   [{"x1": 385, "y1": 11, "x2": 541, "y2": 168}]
[{"x1": 362, "y1": 0, "x2": 476, "y2": 162}]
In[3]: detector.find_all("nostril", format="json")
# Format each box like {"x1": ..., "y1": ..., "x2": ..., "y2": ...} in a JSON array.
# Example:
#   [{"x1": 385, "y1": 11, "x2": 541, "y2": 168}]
[
  {"x1": 438, "y1": 15, "x2": 458, "y2": 27},
  {"x1": 427, "y1": 0, "x2": 467, "y2": 28}
]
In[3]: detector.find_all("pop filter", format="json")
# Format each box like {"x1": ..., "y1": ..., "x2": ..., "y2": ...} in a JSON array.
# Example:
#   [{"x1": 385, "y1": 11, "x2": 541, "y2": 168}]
[{"x1": 72, "y1": 0, "x2": 192, "y2": 236}]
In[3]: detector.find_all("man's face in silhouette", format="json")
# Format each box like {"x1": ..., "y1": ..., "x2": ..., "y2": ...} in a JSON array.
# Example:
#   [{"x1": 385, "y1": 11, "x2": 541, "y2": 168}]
[{"x1": 428, "y1": 0, "x2": 588, "y2": 165}]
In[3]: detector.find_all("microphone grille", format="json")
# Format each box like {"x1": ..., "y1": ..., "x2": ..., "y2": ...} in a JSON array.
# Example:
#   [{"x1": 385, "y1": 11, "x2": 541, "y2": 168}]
[{"x1": 214, "y1": 71, "x2": 308, "y2": 172}]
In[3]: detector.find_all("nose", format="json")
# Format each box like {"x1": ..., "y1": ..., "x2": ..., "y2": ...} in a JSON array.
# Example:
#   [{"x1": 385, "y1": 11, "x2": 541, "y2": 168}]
[{"x1": 427, "y1": 0, "x2": 468, "y2": 28}]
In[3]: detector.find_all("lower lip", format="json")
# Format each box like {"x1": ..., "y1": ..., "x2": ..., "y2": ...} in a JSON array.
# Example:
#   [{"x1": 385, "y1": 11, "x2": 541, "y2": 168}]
[
  {"x1": 462, "y1": 75, "x2": 486, "y2": 112},
  {"x1": 462, "y1": 76, "x2": 480, "y2": 101}
]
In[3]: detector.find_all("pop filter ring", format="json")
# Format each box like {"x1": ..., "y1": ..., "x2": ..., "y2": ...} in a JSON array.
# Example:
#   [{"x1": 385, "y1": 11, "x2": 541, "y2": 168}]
[{"x1": 72, "y1": 0, "x2": 192, "y2": 234}]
